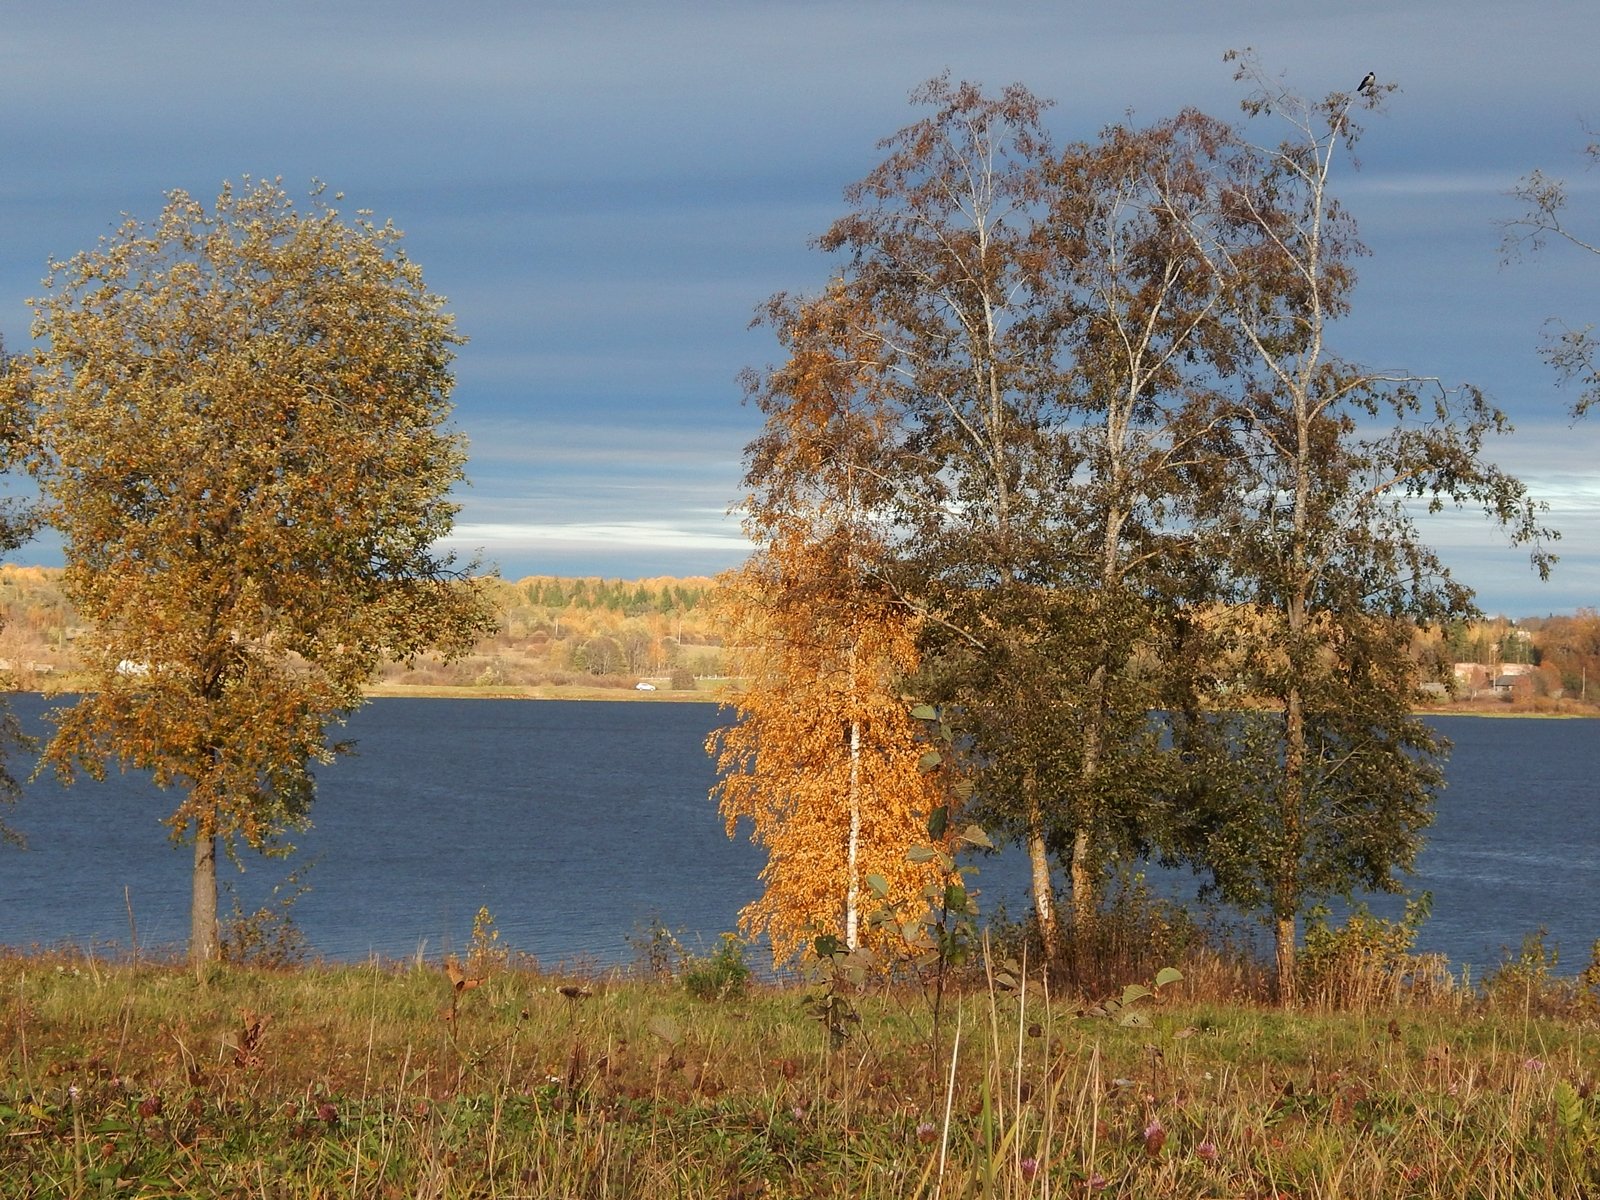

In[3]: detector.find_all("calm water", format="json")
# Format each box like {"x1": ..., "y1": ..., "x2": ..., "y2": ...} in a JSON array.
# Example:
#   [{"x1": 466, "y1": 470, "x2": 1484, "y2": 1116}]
[{"x1": 0, "y1": 696, "x2": 1595, "y2": 974}]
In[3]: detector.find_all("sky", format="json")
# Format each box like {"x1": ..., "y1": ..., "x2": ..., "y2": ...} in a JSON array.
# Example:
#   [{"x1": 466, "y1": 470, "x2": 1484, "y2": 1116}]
[{"x1": 2, "y1": 0, "x2": 1596, "y2": 616}]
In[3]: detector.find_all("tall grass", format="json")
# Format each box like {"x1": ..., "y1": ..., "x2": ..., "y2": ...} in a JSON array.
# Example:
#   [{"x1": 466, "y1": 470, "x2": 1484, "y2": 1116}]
[{"x1": 0, "y1": 941, "x2": 1596, "y2": 1197}]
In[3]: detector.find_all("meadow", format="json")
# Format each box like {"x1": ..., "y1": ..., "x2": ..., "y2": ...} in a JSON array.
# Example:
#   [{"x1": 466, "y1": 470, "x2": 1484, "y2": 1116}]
[{"x1": 2, "y1": 933, "x2": 1596, "y2": 1199}]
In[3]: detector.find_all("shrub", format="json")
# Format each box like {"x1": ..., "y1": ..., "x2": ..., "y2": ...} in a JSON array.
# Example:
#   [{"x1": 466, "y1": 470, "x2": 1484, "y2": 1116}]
[
  {"x1": 1298, "y1": 895, "x2": 1437, "y2": 1009},
  {"x1": 682, "y1": 933, "x2": 751, "y2": 1000}
]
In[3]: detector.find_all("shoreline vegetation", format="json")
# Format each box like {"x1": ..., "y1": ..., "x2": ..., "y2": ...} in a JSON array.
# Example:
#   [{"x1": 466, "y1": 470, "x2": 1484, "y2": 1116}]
[
  {"x1": 1, "y1": 936, "x2": 1596, "y2": 1197},
  {"x1": 1, "y1": 565, "x2": 1594, "y2": 715}
]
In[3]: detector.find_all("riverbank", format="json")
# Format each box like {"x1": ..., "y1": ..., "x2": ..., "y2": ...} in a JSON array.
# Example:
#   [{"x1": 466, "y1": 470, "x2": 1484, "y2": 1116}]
[
  {"x1": 361, "y1": 680, "x2": 723, "y2": 703},
  {"x1": 2, "y1": 951, "x2": 1595, "y2": 1197}
]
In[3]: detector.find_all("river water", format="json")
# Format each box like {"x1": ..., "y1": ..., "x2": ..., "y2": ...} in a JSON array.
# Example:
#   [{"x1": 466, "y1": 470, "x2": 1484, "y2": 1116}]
[{"x1": 0, "y1": 696, "x2": 1595, "y2": 975}]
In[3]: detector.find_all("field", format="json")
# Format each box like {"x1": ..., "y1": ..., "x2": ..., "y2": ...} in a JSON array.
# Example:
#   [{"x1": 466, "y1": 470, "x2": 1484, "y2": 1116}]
[{"x1": 2, "y1": 942, "x2": 1597, "y2": 1198}]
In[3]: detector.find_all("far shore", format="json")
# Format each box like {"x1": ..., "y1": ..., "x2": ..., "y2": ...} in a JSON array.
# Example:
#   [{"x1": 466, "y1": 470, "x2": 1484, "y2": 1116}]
[{"x1": 10, "y1": 680, "x2": 1597, "y2": 715}]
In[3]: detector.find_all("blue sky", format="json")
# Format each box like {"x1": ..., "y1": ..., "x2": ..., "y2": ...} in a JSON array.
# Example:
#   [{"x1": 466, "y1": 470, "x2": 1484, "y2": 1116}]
[{"x1": 2, "y1": 1, "x2": 1596, "y2": 615}]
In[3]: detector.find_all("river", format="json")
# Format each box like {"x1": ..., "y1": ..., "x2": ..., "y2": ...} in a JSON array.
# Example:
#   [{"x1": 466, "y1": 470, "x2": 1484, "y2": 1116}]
[{"x1": 0, "y1": 696, "x2": 1595, "y2": 975}]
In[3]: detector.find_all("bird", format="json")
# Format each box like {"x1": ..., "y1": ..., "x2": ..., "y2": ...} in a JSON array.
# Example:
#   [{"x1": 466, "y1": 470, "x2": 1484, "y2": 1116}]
[{"x1": 1357, "y1": 72, "x2": 1376, "y2": 95}]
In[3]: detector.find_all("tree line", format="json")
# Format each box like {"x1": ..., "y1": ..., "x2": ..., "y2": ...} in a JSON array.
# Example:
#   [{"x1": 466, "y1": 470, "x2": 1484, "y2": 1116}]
[
  {"x1": 0, "y1": 566, "x2": 726, "y2": 691},
  {"x1": 712, "y1": 55, "x2": 1583, "y2": 1002}
]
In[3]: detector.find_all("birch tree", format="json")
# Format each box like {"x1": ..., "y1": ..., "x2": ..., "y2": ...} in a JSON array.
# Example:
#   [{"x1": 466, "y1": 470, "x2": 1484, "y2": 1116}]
[
  {"x1": 15, "y1": 179, "x2": 496, "y2": 969},
  {"x1": 1163, "y1": 54, "x2": 1552, "y2": 1002},
  {"x1": 1502, "y1": 130, "x2": 1600, "y2": 417},
  {"x1": 710, "y1": 286, "x2": 947, "y2": 967},
  {"x1": 817, "y1": 75, "x2": 1074, "y2": 961}
]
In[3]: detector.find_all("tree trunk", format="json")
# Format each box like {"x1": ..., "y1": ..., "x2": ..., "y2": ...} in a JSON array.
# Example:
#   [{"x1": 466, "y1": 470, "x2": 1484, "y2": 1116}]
[
  {"x1": 1069, "y1": 826, "x2": 1096, "y2": 939},
  {"x1": 1027, "y1": 819, "x2": 1060, "y2": 968},
  {"x1": 1071, "y1": 662, "x2": 1110, "y2": 943},
  {"x1": 1274, "y1": 913, "x2": 1297, "y2": 1005},
  {"x1": 845, "y1": 715, "x2": 862, "y2": 950},
  {"x1": 191, "y1": 830, "x2": 220, "y2": 971}
]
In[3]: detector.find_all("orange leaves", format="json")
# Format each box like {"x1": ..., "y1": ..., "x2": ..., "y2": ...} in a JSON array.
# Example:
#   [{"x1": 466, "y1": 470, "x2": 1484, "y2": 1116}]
[{"x1": 711, "y1": 540, "x2": 951, "y2": 967}]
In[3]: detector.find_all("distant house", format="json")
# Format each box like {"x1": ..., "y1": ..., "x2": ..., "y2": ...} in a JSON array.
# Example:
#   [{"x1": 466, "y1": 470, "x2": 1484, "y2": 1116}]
[
  {"x1": 1492, "y1": 673, "x2": 1535, "y2": 697},
  {"x1": 1453, "y1": 663, "x2": 1489, "y2": 691}
]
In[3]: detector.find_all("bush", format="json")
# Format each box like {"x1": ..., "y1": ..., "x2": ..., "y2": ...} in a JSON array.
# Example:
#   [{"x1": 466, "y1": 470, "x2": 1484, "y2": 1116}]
[
  {"x1": 221, "y1": 863, "x2": 313, "y2": 969},
  {"x1": 682, "y1": 933, "x2": 751, "y2": 1001},
  {"x1": 1298, "y1": 895, "x2": 1441, "y2": 1009}
]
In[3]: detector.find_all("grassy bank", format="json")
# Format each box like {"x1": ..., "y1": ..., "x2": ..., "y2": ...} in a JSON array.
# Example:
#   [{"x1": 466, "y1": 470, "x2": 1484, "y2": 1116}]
[{"x1": 2, "y1": 948, "x2": 1596, "y2": 1198}]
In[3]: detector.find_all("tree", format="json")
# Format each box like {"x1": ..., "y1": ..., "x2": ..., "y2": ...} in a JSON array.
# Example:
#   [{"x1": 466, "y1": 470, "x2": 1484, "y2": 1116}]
[
  {"x1": 0, "y1": 333, "x2": 40, "y2": 846},
  {"x1": 13, "y1": 179, "x2": 496, "y2": 968},
  {"x1": 710, "y1": 285, "x2": 948, "y2": 967},
  {"x1": 815, "y1": 75, "x2": 1077, "y2": 962},
  {"x1": 1001, "y1": 109, "x2": 1247, "y2": 948},
  {"x1": 1502, "y1": 128, "x2": 1600, "y2": 416},
  {"x1": 1161, "y1": 54, "x2": 1552, "y2": 1001},
  {"x1": 812, "y1": 80, "x2": 1245, "y2": 975}
]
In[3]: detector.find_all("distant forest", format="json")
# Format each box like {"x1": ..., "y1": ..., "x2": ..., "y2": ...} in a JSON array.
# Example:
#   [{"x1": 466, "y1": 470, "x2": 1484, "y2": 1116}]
[
  {"x1": 0, "y1": 566, "x2": 726, "y2": 694},
  {"x1": 0, "y1": 564, "x2": 1596, "y2": 707}
]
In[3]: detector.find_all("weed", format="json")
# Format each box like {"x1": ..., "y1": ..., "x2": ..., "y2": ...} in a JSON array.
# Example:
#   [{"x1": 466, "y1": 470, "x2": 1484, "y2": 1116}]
[{"x1": 627, "y1": 912, "x2": 686, "y2": 981}]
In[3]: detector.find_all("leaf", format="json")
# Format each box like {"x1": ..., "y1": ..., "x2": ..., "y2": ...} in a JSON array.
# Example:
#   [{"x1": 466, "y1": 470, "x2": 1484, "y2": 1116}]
[
  {"x1": 909, "y1": 704, "x2": 938, "y2": 721},
  {"x1": 1119, "y1": 1010, "x2": 1150, "y2": 1027},
  {"x1": 1120, "y1": 983, "x2": 1152, "y2": 1006},
  {"x1": 918, "y1": 750, "x2": 943, "y2": 772},
  {"x1": 1554, "y1": 1080, "x2": 1583, "y2": 1133},
  {"x1": 926, "y1": 805, "x2": 949, "y2": 840},
  {"x1": 444, "y1": 958, "x2": 482, "y2": 994},
  {"x1": 959, "y1": 824, "x2": 994, "y2": 850},
  {"x1": 907, "y1": 846, "x2": 938, "y2": 863},
  {"x1": 864, "y1": 873, "x2": 890, "y2": 898},
  {"x1": 1154, "y1": 966, "x2": 1184, "y2": 989}
]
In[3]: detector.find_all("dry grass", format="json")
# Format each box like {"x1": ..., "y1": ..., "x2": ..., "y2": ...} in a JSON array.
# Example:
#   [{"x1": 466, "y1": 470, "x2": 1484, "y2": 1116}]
[{"x1": 0, "y1": 944, "x2": 1596, "y2": 1198}]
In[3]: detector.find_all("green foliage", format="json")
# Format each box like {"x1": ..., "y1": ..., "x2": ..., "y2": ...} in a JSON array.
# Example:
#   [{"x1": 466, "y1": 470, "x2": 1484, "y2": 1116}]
[
  {"x1": 1297, "y1": 895, "x2": 1437, "y2": 1009},
  {"x1": 1075, "y1": 966, "x2": 1184, "y2": 1026},
  {"x1": 681, "y1": 933, "x2": 751, "y2": 1001},
  {"x1": 800, "y1": 934, "x2": 871, "y2": 1051}
]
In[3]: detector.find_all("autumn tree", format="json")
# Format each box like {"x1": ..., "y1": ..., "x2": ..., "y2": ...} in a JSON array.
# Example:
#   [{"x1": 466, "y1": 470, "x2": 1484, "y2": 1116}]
[
  {"x1": 814, "y1": 75, "x2": 1078, "y2": 961},
  {"x1": 0, "y1": 334, "x2": 39, "y2": 846},
  {"x1": 1002, "y1": 109, "x2": 1249, "y2": 948},
  {"x1": 1502, "y1": 127, "x2": 1600, "y2": 417},
  {"x1": 13, "y1": 179, "x2": 496, "y2": 968},
  {"x1": 810, "y1": 80, "x2": 1249, "y2": 975},
  {"x1": 710, "y1": 286, "x2": 948, "y2": 967},
  {"x1": 1160, "y1": 55, "x2": 1552, "y2": 1002}
]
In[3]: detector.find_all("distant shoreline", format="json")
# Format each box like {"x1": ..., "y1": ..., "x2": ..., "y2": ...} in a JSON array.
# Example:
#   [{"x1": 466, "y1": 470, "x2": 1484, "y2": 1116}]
[{"x1": 11, "y1": 683, "x2": 1594, "y2": 715}]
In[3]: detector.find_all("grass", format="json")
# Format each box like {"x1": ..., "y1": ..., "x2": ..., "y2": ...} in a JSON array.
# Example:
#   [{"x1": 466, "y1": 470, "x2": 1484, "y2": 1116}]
[{"x1": 1, "y1": 946, "x2": 1597, "y2": 1198}]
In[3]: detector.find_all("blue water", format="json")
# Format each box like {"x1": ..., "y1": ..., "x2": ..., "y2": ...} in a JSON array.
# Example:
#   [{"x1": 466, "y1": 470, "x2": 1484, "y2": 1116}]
[{"x1": 0, "y1": 696, "x2": 1595, "y2": 974}]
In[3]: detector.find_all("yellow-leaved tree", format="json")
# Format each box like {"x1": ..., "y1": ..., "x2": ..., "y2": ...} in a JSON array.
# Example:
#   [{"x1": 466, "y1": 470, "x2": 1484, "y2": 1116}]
[
  {"x1": 13, "y1": 179, "x2": 497, "y2": 968},
  {"x1": 710, "y1": 286, "x2": 949, "y2": 967}
]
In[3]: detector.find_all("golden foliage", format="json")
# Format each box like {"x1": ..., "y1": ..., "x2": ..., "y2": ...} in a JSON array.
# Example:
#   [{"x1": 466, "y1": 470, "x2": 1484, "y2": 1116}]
[
  {"x1": 710, "y1": 543, "x2": 948, "y2": 967},
  {"x1": 12, "y1": 178, "x2": 496, "y2": 854}
]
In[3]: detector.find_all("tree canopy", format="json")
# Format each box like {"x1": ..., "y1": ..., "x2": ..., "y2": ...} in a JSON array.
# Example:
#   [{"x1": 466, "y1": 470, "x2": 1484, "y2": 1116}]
[
  {"x1": 724, "y1": 59, "x2": 1551, "y2": 1000},
  {"x1": 11, "y1": 178, "x2": 496, "y2": 966}
]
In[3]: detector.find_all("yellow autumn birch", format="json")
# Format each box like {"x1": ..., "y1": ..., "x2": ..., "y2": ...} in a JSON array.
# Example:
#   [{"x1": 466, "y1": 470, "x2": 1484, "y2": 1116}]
[{"x1": 710, "y1": 286, "x2": 947, "y2": 967}]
